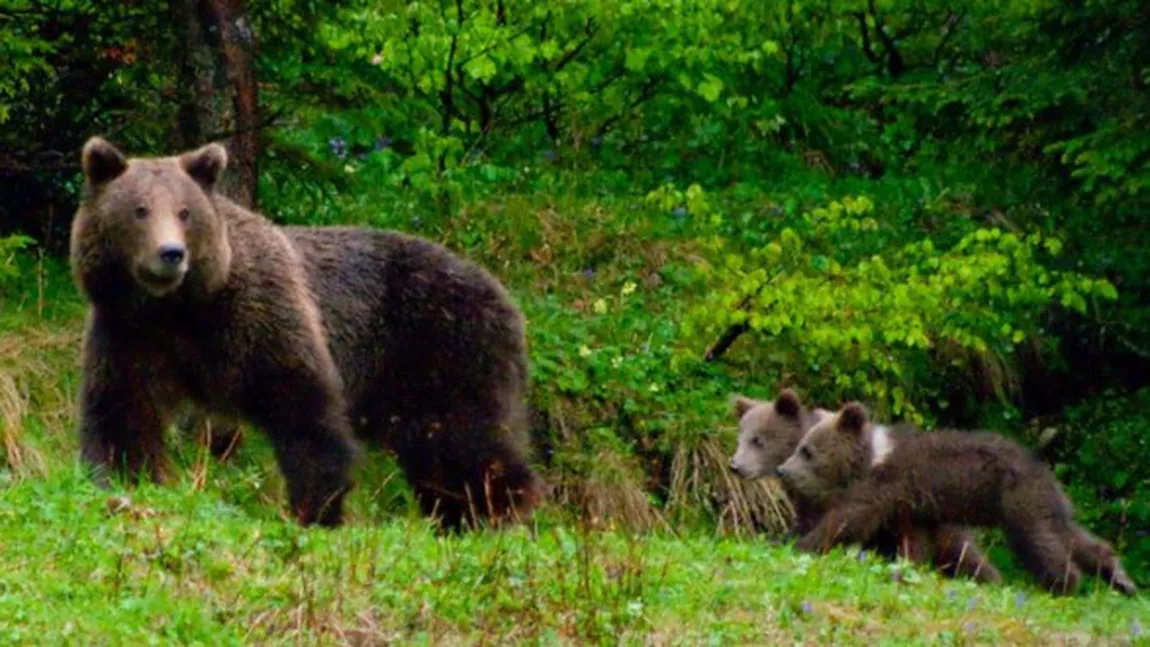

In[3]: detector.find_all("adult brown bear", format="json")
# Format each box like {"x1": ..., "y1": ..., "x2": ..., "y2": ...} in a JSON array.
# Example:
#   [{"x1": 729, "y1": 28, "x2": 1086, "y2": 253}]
[{"x1": 69, "y1": 137, "x2": 542, "y2": 531}]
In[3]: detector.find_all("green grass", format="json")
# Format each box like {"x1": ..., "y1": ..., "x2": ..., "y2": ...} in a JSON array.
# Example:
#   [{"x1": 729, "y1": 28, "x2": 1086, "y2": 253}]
[
  {"x1": 1, "y1": 470, "x2": 1147, "y2": 646},
  {"x1": 1, "y1": 237, "x2": 1147, "y2": 646}
]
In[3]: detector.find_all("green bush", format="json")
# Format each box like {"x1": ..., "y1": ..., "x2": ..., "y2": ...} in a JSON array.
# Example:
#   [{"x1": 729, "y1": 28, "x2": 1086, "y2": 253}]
[
  {"x1": 0, "y1": 234, "x2": 33, "y2": 297},
  {"x1": 680, "y1": 194, "x2": 1116, "y2": 425},
  {"x1": 1052, "y1": 388, "x2": 1150, "y2": 586}
]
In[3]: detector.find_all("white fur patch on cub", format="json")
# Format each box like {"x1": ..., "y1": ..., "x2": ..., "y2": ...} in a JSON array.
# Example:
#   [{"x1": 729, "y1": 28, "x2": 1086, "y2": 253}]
[{"x1": 870, "y1": 424, "x2": 894, "y2": 466}]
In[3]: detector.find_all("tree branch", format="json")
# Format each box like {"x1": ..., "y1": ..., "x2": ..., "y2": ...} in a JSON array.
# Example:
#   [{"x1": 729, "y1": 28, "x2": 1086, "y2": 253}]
[
  {"x1": 867, "y1": 0, "x2": 904, "y2": 77},
  {"x1": 932, "y1": 9, "x2": 965, "y2": 68},
  {"x1": 851, "y1": 11, "x2": 880, "y2": 64},
  {"x1": 704, "y1": 323, "x2": 749, "y2": 363},
  {"x1": 594, "y1": 75, "x2": 664, "y2": 138}
]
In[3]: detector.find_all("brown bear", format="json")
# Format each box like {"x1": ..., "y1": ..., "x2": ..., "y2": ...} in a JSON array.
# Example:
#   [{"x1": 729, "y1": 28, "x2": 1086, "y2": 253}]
[
  {"x1": 777, "y1": 401, "x2": 1138, "y2": 596},
  {"x1": 69, "y1": 136, "x2": 542, "y2": 531},
  {"x1": 729, "y1": 389, "x2": 1001, "y2": 584}
]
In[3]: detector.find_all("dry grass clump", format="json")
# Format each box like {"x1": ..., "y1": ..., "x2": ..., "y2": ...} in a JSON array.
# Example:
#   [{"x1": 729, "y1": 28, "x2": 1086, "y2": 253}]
[{"x1": 0, "y1": 324, "x2": 81, "y2": 477}]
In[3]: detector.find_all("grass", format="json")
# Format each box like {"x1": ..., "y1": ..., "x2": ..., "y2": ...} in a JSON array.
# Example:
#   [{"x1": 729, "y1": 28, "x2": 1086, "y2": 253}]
[
  {"x1": 0, "y1": 235, "x2": 1147, "y2": 646},
  {"x1": 1, "y1": 470, "x2": 1148, "y2": 646}
]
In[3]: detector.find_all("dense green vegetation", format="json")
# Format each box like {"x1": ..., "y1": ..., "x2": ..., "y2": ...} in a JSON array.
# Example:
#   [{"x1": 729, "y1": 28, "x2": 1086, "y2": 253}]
[{"x1": 1, "y1": 0, "x2": 1148, "y2": 641}]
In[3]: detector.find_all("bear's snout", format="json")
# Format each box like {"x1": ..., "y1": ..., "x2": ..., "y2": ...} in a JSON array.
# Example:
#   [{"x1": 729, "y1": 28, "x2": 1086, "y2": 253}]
[
  {"x1": 158, "y1": 243, "x2": 186, "y2": 267},
  {"x1": 775, "y1": 465, "x2": 785, "y2": 477},
  {"x1": 728, "y1": 459, "x2": 741, "y2": 475},
  {"x1": 135, "y1": 238, "x2": 190, "y2": 295}
]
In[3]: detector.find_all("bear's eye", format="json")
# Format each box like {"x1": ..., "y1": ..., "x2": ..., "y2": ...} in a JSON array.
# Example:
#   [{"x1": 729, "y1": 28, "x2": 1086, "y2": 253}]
[
  {"x1": 178, "y1": 207, "x2": 191, "y2": 222},
  {"x1": 751, "y1": 436, "x2": 764, "y2": 448},
  {"x1": 134, "y1": 205, "x2": 149, "y2": 220},
  {"x1": 800, "y1": 446, "x2": 813, "y2": 460}
]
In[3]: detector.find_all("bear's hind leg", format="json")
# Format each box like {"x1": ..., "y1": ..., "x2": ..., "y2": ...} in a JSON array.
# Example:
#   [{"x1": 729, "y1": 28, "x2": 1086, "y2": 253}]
[
  {"x1": 1005, "y1": 519, "x2": 1082, "y2": 596},
  {"x1": 391, "y1": 415, "x2": 542, "y2": 533},
  {"x1": 1064, "y1": 524, "x2": 1138, "y2": 596}
]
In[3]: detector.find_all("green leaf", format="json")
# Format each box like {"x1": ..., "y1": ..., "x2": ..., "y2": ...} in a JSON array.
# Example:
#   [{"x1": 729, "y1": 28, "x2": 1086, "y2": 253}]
[
  {"x1": 466, "y1": 55, "x2": 497, "y2": 82},
  {"x1": 697, "y1": 74, "x2": 724, "y2": 102}
]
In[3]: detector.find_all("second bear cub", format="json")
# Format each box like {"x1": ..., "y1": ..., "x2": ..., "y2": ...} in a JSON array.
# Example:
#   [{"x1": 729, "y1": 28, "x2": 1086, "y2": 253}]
[{"x1": 777, "y1": 402, "x2": 1137, "y2": 596}]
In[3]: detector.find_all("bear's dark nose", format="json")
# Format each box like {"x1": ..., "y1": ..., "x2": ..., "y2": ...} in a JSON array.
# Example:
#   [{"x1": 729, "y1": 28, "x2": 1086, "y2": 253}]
[
  {"x1": 728, "y1": 460, "x2": 739, "y2": 474},
  {"x1": 775, "y1": 465, "x2": 785, "y2": 477},
  {"x1": 158, "y1": 244, "x2": 186, "y2": 266}
]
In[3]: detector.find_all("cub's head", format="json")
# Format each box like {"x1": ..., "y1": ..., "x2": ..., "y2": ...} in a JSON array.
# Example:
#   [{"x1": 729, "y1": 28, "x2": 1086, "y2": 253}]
[
  {"x1": 70, "y1": 137, "x2": 233, "y2": 302},
  {"x1": 727, "y1": 388, "x2": 829, "y2": 480},
  {"x1": 776, "y1": 401, "x2": 872, "y2": 507}
]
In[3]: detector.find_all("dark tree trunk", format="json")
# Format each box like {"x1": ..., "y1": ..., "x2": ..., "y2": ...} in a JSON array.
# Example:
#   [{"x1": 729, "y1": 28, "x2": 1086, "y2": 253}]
[{"x1": 171, "y1": 0, "x2": 261, "y2": 208}]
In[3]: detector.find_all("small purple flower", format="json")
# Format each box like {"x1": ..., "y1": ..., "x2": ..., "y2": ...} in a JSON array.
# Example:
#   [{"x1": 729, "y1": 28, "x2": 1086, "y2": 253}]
[
  {"x1": 857, "y1": 549, "x2": 868, "y2": 562},
  {"x1": 946, "y1": 590, "x2": 957, "y2": 601},
  {"x1": 1014, "y1": 592, "x2": 1026, "y2": 609},
  {"x1": 582, "y1": 268, "x2": 596, "y2": 280},
  {"x1": 374, "y1": 136, "x2": 393, "y2": 151},
  {"x1": 329, "y1": 137, "x2": 347, "y2": 159},
  {"x1": 1133, "y1": 620, "x2": 1143, "y2": 638},
  {"x1": 966, "y1": 596, "x2": 978, "y2": 612},
  {"x1": 672, "y1": 206, "x2": 688, "y2": 219},
  {"x1": 801, "y1": 600, "x2": 813, "y2": 615},
  {"x1": 963, "y1": 621, "x2": 977, "y2": 635}
]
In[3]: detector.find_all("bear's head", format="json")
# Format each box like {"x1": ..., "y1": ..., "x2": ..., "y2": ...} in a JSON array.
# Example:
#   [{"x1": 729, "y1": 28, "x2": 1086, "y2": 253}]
[
  {"x1": 70, "y1": 137, "x2": 233, "y2": 304},
  {"x1": 776, "y1": 401, "x2": 872, "y2": 507},
  {"x1": 727, "y1": 388, "x2": 830, "y2": 480}
]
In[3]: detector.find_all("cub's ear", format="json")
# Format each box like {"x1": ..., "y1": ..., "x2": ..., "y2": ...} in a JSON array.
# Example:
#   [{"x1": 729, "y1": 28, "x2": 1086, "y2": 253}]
[
  {"x1": 730, "y1": 394, "x2": 760, "y2": 419},
  {"x1": 81, "y1": 137, "x2": 128, "y2": 187},
  {"x1": 774, "y1": 388, "x2": 803, "y2": 418},
  {"x1": 179, "y1": 142, "x2": 228, "y2": 190},
  {"x1": 837, "y1": 402, "x2": 869, "y2": 436}
]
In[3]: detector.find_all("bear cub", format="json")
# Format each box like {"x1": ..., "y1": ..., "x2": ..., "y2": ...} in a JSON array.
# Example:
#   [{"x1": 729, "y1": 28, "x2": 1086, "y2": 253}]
[
  {"x1": 69, "y1": 136, "x2": 542, "y2": 531},
  {"x1": 777, "y1": 402, "x2": 1137, "y2": 596},
  {"x1": 729, "y1": 389, "x2": 1000, "y2": 584}
]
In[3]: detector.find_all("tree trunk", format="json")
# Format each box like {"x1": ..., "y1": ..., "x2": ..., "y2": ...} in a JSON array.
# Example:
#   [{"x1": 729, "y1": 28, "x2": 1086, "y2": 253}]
[{"x1": 171, "y1": 0, "x2": 261, "y2": 208}]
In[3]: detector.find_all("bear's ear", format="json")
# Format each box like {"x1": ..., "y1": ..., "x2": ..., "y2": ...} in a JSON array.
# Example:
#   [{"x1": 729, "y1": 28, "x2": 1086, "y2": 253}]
[
  {"x1": 179, "y1": 142, "x2": 228, "y2": 191},
  {"x1": 837, "y1": 402, "x2": 869, "y2": 436},
  {"x1": 774, "y1": 388, "x2": 802, "y2": 418},
  {"x1": 81, "y1": 137, "x2": 128, "y2": 187},
  {"x1": 730, "y1": 394, "x2": 760, "y2": 419}
]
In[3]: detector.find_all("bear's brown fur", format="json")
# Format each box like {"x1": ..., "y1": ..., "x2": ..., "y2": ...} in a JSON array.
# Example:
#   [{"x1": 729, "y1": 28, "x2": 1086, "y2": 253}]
[
  {"x1": 778, "y1": 402, "x2": 1137, "y2": 596},
  {"x1": 70, "y1": 136, "x2": 542, "y2": 530},
  {"x1": 729, "y1": 389, "x2": 1001, "y2": 584}
]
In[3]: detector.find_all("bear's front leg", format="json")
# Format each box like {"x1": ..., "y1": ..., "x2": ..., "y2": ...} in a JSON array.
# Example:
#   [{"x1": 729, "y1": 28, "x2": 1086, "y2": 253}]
[
  {"x1": 77, "y1": 315, "x2": 176, "y2": 487},
  {"x1": 243, "y1": 359, "x2": 358, "y2": 528},
  {"x1": 933, "y1": 525, "x2": 1003, "y2": 584},
  {"x1": 794, "y1": 484, "x2": 891, "y2": 554}
]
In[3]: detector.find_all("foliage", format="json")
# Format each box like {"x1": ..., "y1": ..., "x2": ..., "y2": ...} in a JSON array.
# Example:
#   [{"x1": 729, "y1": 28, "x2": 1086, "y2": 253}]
[
  {"x1": 1051, "y1": 388, "x2": 1150, "y2": 586},
  {"x1": 681, "y1": 194, "x2": 1118, "y2": 424},
  {"x1": 0, "y1": 233, "x2": 33, "y2": 296}
]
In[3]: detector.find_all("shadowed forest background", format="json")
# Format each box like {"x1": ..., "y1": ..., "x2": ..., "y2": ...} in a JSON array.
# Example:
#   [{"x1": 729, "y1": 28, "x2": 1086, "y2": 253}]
[{"x1": 0, "y1": 0, "x2": 1148, "y2": 642}]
